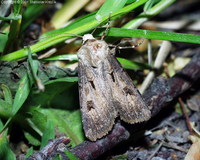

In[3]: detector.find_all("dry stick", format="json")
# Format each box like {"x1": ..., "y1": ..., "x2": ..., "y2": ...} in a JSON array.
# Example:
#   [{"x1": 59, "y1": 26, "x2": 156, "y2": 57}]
[
  {"x1": 26, "y1": 52, "x2": 200, "y2": 160},
  {"x1": 147, "y1": 141, "x2": 163, "y2": 160},
  {"x1": 71, "y1": 123, "x2": 130, "y2": 160},
  {"x1": 162, "y1": 142, "x2": 188, "y2": 153},
  {"x1": 26, "y1": 137, "x2": 70, "y2": 160},
  {"x1": 146, "y1": 52, "x2": 200, "y2": 117},
  {"x1": 71, "y1": 52, "x2": 200, "y2": 160},
  {"x1": 178, "y1": 97, "x2": 193, "y2": 135}
]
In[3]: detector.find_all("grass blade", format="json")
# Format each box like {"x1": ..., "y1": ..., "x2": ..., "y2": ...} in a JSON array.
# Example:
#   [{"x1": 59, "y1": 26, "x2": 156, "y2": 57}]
[
  {"x1": 40, "y1": 120, "x2": 55, "y2": 149},
  {"x1": 0, "y1": 0, "x2": 148, "y2": 61},
  {"x1": 0, "y1": 49, "x2": 39, "y2": 132},
  {"x1": 3, "y1": 0, "x2": 23, "y2": 54},
  {"x1": 1, "y1": 84, "x2": 13, "y2": 105},
  {"x1": 96, "y1": 0, "x2": 127, "y2": 21},
  {"x1": 123, "y1": 0, "x2": 176, "y2": 29},
  {"x1": 106, "y1": 28, "x2": 200, "y2": 44},
  {"x1": 43, "y1": 54, "x2": 150, "y2": 70},
  {"x1": 118, "y1": 57, "x2": 150, "y2": 70},
  {"x1": 0, "y1": 130, "x2": 16, "y2": 160}
]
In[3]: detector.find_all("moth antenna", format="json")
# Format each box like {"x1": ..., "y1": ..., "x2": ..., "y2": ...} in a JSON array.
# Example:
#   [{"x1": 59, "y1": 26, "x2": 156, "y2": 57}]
[
  {"x1": 83, "y1": 13, "x2": 114, "y2": 42},
  {"x1": 91, "y1": 26, "x2": 97, "y2": 35},
  {"x1": 101, "y1": 13, "x2": 112, "y2": 40}
]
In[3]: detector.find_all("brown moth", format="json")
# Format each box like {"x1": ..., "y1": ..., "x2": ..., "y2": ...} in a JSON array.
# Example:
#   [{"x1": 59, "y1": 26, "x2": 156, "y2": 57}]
[{"x1": 77, "y1": 34, "x2": 151, "y2": 141}]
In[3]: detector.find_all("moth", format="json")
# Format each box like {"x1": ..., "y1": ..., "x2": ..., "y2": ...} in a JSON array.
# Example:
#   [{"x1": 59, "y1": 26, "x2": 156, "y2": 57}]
[{"x1": 77, "y1": 34, "x2": 151, "y2": 141}]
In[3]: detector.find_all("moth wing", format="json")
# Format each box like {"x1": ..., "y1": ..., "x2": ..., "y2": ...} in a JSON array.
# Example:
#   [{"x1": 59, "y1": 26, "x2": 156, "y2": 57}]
[
  {"x1": 107, "y1": 55, "x2": 151, "y2": 123},
  {"x1": 78, "y1": 62, "x2": 117, "y2": 141}
]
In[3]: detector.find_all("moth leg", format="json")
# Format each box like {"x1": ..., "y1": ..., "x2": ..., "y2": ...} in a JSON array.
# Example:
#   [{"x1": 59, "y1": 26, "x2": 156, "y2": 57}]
[
  {"x1": 100, "y1": 13, "x2": 111, "y2": 40},
  {"x1": 116, "y1": 38, "x2": 144, "y2": 49}
]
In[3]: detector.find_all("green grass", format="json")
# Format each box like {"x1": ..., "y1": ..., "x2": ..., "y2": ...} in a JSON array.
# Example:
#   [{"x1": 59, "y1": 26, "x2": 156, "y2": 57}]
[{"x1": 0, "y1": 0, "x2": 181, "y2": 61}]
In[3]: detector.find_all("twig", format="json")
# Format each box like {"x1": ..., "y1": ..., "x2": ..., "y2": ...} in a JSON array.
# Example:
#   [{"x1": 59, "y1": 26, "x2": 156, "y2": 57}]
[
  {"x1": 147, "y1": 141, "x2": 163, "y2": 160},
  {"x1": 71, "y1": 122, "x2": 130, "y2": 160},
  {"x1": 162, "y1": 142, "x2": 188, "y2": 153},
  {"x1": 26, "y1": 137, "x2": 70, "y2": 160},
  {"x1": 144, "y1": 52, "x2": 200, "y2": 116},
  {"x1": 178, "y1": 97, "x2": 193, "y2": 135},
  {"x1": 71, "y1": 52, "x2": 200, "y2": 160}
]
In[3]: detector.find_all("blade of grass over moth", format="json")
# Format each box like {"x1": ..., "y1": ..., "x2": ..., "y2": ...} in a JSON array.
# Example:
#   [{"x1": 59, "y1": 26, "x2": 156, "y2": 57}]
[
  {"x1": 117, "y1": 57, "x2": 151, "y2": 70},
  {"x1": 43, "y1": 54, "x2": 78, "y2": 61},
  {"x1": 43, "y1": 54, "x2": 150, "y2": 70},
  {"x1": 0, "y1": 0, "x2": 148, "y2": 61},
  {"x1": 1, "y1": 26, "x2": 199, "y2": 61}
]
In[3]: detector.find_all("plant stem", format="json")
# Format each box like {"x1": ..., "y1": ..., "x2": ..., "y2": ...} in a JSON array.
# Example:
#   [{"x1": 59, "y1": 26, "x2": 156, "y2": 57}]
[{"x1": 123, "y1": 0, "x2": 176, "y2": 29}]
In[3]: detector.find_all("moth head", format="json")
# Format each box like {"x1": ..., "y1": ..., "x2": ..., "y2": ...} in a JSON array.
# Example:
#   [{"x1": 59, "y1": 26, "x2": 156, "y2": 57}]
[
  {"x1": 82, "y1": 34, "x2": 95, "y2": 44},
  {"x1": 78, "y1": 37, "x2": 109, "y2": 67}
]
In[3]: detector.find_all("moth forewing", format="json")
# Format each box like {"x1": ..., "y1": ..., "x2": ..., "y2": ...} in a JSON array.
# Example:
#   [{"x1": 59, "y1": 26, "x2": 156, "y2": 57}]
[
  {"x1": 77, "y1": 34, "x2": 151, "y2": 141},
  {"x1": 77, "y1": 38, "x2": 117, "y2": 141},
  {"x1": 107, "y1": 55, "x2": 151, "y2": 123}
]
